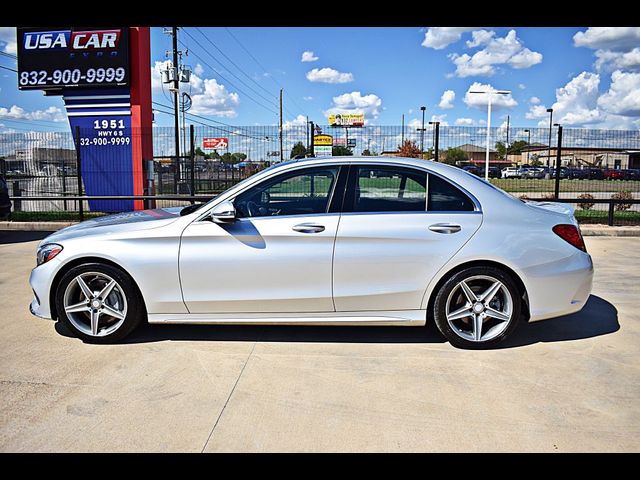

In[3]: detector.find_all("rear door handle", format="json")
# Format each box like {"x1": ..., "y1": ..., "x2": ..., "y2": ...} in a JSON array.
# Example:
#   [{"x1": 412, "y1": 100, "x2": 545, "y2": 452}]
[
  {"x1": 429, "y1": 223, "x2": 461, "y2": 234},
  {"x1": 292, "y1": 223, "x2": 325, "y2": 233}
]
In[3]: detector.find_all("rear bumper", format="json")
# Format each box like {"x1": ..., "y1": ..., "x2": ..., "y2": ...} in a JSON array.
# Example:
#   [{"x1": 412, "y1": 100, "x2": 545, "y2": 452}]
[{"x1": 525, "y1": 251, "x2": 594, "y2": 322}]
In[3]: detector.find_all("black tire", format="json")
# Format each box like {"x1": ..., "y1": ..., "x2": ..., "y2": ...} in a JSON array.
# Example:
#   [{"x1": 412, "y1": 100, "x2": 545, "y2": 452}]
[
  {"x1": 432, "y1": 266, "x2": 522, "y2": 350},
  {"x1": 55, "y1": 262, "x2": 145, "y2": 344}
]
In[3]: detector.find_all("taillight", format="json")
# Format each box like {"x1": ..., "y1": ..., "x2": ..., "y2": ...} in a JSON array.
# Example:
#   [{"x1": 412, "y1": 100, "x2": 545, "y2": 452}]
[{"x1": 553, "y1": 224, "x2": 586, "y2": 252}]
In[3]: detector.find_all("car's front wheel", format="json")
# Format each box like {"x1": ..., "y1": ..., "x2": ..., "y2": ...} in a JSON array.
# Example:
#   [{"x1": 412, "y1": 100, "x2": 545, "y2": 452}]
[
  {"x1": 433, "y1": 266, "x2": 521, "y2": 349},
  {"x1": 55, "y1": 262, "x2": 145, "y2": 343}
]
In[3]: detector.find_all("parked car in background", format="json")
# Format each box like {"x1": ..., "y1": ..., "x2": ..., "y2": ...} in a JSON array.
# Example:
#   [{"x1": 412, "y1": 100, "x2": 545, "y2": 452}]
[
  {"x1": 604, "y1": 168, "x2": 625, "y2": 180},
  {"x1": 28, "y1": 156, "x2": 594, "y2": 349},
  {"x1": 502, "y1": 167, "x2": 520, "y2": 179},
  {"x1": 551, "y1": 167, "x2": 569, "y2": 179},
  {"x1": 462, "y1": 165, "x2": 480, "y2": 176},
  {"x1": 624, "y1": 169, "x2": 640, "y2": 180},
  {"x1": 0, "y1": 175, "x2": 12, "y2": 219},
  {"x1": 488, "y1": 166, "x2": 502, "y2": 179},
  {"x1": 518, "y1": 167, "x2": 531, "y2": 178},
  {"x1": 586, "y1": 168, "x2": 604, "y2": 180},
  {"x1": 566, "y1": 168, "x2": 589, "y2": 180},
  {"x1": 523, "y1": 167, "x2": 545, "y2": 179}
]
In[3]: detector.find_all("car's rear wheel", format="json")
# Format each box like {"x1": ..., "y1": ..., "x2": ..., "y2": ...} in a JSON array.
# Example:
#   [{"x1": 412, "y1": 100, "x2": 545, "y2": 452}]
[
  {"x1": 433, "y1": 266, "x2": 521, "y2": 349},
  {"x1": 55, "y1": 263, "x2": 145, "y2": 343}
]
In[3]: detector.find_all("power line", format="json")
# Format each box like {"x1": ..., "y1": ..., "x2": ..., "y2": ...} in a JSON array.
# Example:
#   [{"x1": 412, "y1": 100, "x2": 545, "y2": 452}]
[
  {"x1": 224, "y1": 27, "x2": 308, "y2": 118},
  {"x1": 179, "y1": 29, "x2": 278, "y2": 116},
  {"x1": 193, "y1": 27, "x2": 276, "y2": 101},
  {"x1": 0, "y1": 51, "x2": 17, "y2": 60},
  {"x1": 0, "y1": 64, "x2": 17, "y2": 73}
]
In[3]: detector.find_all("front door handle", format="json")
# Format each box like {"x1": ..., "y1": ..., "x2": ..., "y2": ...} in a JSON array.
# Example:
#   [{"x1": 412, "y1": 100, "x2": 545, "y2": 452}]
[
  {"x1": 293, "y1": 223, "x2": 325, "y2": 233},
  {"x1": 429, "y1": 223, "x2": 461, "y2": 234}
]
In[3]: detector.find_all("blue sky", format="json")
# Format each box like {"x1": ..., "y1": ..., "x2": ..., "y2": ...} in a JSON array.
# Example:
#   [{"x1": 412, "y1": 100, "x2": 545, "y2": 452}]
[{"x1": 1, "y1": 26, "x2": 639, "y2": 132}]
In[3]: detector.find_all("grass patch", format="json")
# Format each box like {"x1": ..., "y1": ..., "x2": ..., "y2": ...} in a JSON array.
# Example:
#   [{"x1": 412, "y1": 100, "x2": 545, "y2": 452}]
[
  {"x1": 574, "y1": 209, "x2": 640, "y2": 225},
  {"x1": 491, "y1": 178, "x2": 640, "y2": 193}
]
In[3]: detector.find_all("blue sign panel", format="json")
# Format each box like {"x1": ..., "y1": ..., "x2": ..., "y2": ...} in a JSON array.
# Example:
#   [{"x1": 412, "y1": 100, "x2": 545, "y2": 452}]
[{"x1": 64, "y1": 88, "x2": 134, "y2": 212}]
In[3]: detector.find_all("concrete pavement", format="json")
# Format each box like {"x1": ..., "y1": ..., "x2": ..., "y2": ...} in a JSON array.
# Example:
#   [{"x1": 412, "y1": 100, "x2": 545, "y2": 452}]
[{"x1": 0, "y1": 231, "x2": 638, "y2": 452}]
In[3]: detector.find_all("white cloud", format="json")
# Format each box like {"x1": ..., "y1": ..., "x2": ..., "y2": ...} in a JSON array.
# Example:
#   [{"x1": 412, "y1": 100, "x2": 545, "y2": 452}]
[
  {"x1": 449, "y1": 29, "x2": 542, "y2": 77},
  {"x1": 597, "y1": 70, "x2": 640, "y2": 116},
  {"x1": 430, "y1": 114, "x2": 448, "y2": 126},
  {"x1": 190, "y1": 78, "x2": 240, "y2": 118},
  {"x1": 594, "y1": 48, "x2": 640, "y2": 72},
  {"x1": 463, "y1": 82, "x2": 518, "y2": 110},
  {"x1": 421, "y1": 27, "x2": 476, "y2": 50},
  {"x1": 455, "y1": 117, "x2": 474, "y2": 126},
  {"x1": 466, "y1": 30, "x2": 495, "y2": 48},
  {"x1": 0, "y1": 27, "x2": 16, "y2": 55},
  {"x1": 303, "y1": 96, "x2": 313, "y2": 101},
  {"x1": 194, "y1": 64, "x2": 204, "y2": 76},
  {"x1": 283, "y1": 114, "x2": 307, "y2": 130},
  {"x1": 306, "y1": 67, "x2": 354, "y2": 84},
  {"x1": 574, "y1": 27, "x2": 640, "y2": 51},
  {"x1": 325, "y1": 91, "x2": 382, "y2": 120},
  {"x1": 301, "y1": 51, "x2": 319, "y2": 62},
  {"x1": 525, "y1": 72, "x2": 601, "y2": 126},
  {"x1": 530, "y1": 96, "x2": 541, "y2": 105},
  {"x1": 0, "y1": 105, "x2": 66, "y2": 122},
  {"x1": 518, "y1": 83, "x2": 526, "y2": 90},
  {"x1": 438, "y1": 90, "x2": 455, "y2": 109}
]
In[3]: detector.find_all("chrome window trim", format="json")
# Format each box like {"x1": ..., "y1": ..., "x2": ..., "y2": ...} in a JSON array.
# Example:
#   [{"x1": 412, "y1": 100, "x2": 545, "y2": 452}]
[{"x1": 192, "y1": 159, "x2": 482, "y2": 223}]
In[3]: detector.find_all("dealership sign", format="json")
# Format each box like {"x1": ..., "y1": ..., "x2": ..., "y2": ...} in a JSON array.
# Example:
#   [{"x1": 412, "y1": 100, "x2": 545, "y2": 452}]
[
  {"x1": 203, "y1": 137, "x2": 228, "y2": 149},
  {"x1": 314, "y1": 145, "x2": 332, "y2": 156},
  {"x1": 17, "y1": 27, "x2": 130, "y2": 90},
  {"x1": 328, "y1": 113, "x2": 364, "y2": 127},
  {"x1": 313, "y1": 134, "x2": 333, "y2": 146}
]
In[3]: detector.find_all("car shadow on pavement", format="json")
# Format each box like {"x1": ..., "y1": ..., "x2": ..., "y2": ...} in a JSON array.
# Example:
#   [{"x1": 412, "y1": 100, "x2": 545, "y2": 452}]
[
  {"x1": 0, "y1": 230, "x2": 54, "y2": 244},
  {"x1": 54, "y1": 294, "x2": 619, "y2": 347},
  {"x1": 499, "y1": 294, "x2": 619, "y2": 349}
]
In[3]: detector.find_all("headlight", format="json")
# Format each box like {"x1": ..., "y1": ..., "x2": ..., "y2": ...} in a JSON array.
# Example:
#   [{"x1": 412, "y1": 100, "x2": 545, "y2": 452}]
[{"x1": 36, "y1": 243, "x2": 63, "y2": 266}]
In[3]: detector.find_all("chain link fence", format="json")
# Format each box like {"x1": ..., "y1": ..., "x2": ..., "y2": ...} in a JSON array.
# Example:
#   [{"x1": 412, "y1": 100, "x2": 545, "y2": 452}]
[{"x1": 2, "y1": 124, "x2": 639, "y2": 225}]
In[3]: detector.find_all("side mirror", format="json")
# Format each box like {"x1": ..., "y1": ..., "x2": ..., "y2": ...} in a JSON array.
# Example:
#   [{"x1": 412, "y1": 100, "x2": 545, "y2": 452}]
[{"x1": 209, "y1": 200, "x2": 236, "y2": 223}]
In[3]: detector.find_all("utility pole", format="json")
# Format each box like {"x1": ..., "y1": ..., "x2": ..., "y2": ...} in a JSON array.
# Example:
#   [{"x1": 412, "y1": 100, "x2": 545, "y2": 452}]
[
  {"x1": 279, "y1": 89, "x2": 283, "y2": 162},
  {"x1": 401, "y1": 114, "x2": 405, "y2": 146},
  {"x1": 171, "y1": 27, "x2": 180, "y2": 192},
  {"x1": 505, "y1": 115, "x2": 510, "y2": 164},
  {"x1": 306, "y1": 115, "x2": 309, "y2": 153}
]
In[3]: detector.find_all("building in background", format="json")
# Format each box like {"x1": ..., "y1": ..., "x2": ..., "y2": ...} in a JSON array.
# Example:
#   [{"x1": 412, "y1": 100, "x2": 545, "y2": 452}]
[{"x1": 519, "y1": 146, "x2": 640, "y2": 169}]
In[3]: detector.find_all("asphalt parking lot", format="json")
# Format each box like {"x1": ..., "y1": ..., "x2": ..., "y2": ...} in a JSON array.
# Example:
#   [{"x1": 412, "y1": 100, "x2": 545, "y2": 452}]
[{"x1": 0, "y1": 230, "x2": 638, "y2": 452}]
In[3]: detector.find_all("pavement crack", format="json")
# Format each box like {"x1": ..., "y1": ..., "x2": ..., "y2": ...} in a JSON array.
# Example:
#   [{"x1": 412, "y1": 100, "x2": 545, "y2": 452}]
[{"x1": 200, "y1": 340, "x2": 258, "y2": 453}]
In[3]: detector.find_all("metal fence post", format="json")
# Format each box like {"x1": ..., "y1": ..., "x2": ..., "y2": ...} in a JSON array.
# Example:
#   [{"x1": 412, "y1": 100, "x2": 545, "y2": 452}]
[
  {"x1": 12, "y1": 181, "x2": 21, "y2": 212},
  {"x1": 60, "y1": 155, "x2": 68, "y2": 211},
  {"x1": 75, "y1": 126, "x2": 84, "y2": 221},
  {"x1": 190, "y1": 124, "x2": 195, "y2": 203},
  {"x1": 554, "y1": 125, "x2": 563, "y2": 200},
  {"x1": 434, "y1": 122, "x2": 440, "y2": 162},
  {"x1": 608, "y1": 201, "x2": 615, "y2": 227},
  {"x1": 309, "y1": 122, "x2": 315, "y2": 157}
]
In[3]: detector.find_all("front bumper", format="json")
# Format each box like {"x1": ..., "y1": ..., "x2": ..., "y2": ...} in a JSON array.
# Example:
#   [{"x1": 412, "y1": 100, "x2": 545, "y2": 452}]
[{"x1": 28, "y1": 257, "x2": 62, "y2": 320}]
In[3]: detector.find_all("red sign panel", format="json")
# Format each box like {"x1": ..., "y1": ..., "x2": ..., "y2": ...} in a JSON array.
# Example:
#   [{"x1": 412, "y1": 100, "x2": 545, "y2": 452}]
[{"x1": 203, "y1": 137, "x2": 228, "y2": 149}]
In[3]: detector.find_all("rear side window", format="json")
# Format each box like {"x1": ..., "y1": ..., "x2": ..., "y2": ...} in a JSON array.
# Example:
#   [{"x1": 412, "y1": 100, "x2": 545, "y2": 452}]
[
  {"x1": 347, "y1": 166, "x2": 427, "y2": 213},
  {"x1": 428, "y1": 174, "x2": 475, "y2": 212}
]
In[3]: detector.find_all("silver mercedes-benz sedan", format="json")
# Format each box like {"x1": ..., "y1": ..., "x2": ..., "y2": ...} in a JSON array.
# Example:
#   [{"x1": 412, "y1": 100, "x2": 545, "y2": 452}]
[{"x1": 29, "y1": 156, "x2": 593, "y2": 349}]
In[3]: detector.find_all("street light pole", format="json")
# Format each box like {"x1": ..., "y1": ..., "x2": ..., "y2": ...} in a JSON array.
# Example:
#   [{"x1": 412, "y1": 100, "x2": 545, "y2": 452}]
[
  {"x1": 524, "y1": 128, "x2": 531, "y2": 163},
  {"x1": 547, "y1": 108, "x2": 554, "y2": 167},
  {"x1": 418, "y1": 106, "x2": 426, "y2": 159},
  {"x1": 469, "y1": 89, "x2": 511, "y2": 180}
]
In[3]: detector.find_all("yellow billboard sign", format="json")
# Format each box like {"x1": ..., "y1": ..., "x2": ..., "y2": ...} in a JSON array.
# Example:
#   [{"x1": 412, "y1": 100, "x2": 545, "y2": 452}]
[
  {"x1": 328, "y1": 113, "x2": 364, "y2": 127},
  {"x1": 313, "y1": 134, "x2": 333, "y2": 146}
]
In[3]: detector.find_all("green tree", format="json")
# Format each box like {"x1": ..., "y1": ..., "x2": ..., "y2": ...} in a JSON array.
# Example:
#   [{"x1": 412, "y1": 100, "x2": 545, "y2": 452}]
[
  {"x1": 290, "y1": 141, "x2": 307, "y2": 159},
  {"x1": 397, "y1": 140, "x2": 422, "y2": 158},
  {"x1": 362, "y1": 149, "x2": 376, "y2": 156},
  {"x1": 443, "y1": 147, "x2": 468, "y2": 165},
  {"x1": 530, "y1": 158, "x2": 543, "y2": 167},
  {"x1": 209, "y1": 150, "x2": 222, "y2": 161},
  {"x1": 231, "y1": 152, "x2": 247, "y2": 164},
  {"x1": 496, "y1": 140, "x2": 529, "y2": 160},
  {"x1": 332, "y1": 146, "x2": 353, "y2": 156},
  {"x1": 194, "y1": 147, "x2": 207, "y2": 157}
]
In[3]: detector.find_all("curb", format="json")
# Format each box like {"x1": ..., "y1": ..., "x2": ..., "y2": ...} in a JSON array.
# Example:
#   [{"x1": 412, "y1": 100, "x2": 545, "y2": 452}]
[{"x1": 2, "y1": 221, "x2": 640, "y2": 237}]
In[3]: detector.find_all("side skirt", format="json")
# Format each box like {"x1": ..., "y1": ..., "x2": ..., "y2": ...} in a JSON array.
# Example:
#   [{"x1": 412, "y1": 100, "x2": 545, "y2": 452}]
[{"x1": 147, "y1": 309, "x2": 426, "y2": 326}]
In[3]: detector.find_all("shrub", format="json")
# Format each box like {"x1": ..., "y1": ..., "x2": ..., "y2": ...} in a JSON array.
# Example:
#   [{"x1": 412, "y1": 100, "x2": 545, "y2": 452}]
[
  {"x1": 578, "y1": 193, "x2": 595, "y2": 210},
  {"x1": 542, "y1": 192, "x2": 556, "y2": 200},
  {"x1": 611, "y1": 190, "x2": 633, "y2": 211}
]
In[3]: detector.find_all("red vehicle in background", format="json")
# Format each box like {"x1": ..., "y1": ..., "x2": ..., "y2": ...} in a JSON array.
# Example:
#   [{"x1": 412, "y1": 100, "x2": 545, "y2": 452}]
[{"x1": 604, "y1": 169, "x2": 626, "y2": 180}]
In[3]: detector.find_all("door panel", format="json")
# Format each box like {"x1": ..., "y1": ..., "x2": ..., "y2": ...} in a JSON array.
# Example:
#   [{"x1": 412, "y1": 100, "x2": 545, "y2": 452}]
[
  {"x1": 180, "y1": 215, "x2": 340, "y2": 313},
  {"x1": 332, "y1": 212, "x2": 482, "y2": 311}
]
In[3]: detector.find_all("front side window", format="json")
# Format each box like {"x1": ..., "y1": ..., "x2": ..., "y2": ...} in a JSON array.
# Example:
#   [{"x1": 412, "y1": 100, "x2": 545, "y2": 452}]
[
  {"x1": 234, "y1": 166, "x2": 339, "y2": 218},
  {"x1": 346, "y1": 166, "x2": 427, "y2": 213}
]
